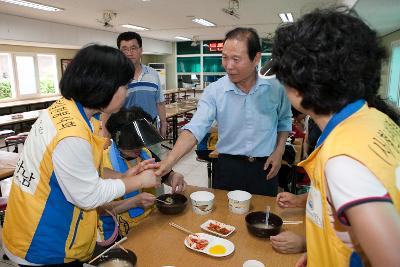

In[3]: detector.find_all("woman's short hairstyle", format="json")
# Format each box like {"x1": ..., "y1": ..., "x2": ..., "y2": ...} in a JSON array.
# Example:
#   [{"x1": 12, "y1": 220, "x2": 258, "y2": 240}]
[
  {"x1": 106, "y1": 106, "x2": 152, "y2": 135},
  {"x1": 224, "y1": 27, "x2": 261, "y2": 61},
  {"x1": 272, "y1": 8, "x2": 398, "y2": 123},
  {"x1": 60, "y1": 44, "x2": 134, "y2": 109}
]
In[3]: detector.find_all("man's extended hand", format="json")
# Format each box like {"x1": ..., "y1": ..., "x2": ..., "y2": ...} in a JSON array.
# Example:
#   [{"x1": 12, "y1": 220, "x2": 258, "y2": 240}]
[
  {"x1": 264, "y1": 149, "x2": 283, "y2": 179},
  {"x1": 155, "y1": 159, "x2": 173, "y2": 178},
  {"x1": 124, "y1": 159, "x2": 160, "y2": 177}
]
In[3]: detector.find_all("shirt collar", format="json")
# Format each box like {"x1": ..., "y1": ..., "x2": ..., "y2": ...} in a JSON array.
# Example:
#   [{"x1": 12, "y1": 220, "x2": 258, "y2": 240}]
[
  {"x1": 136, "y1": 64, "x2": 148, "y2": 81},
  {"x1": 315, "y1": 99, "x2": 365, "y2": 148},
  {"x1": 224, "y1": 74, "x2": 271, "y2": 94}
]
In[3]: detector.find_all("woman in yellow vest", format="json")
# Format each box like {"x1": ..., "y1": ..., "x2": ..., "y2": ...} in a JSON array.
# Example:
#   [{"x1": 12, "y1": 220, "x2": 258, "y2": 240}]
[
  {"x1": 2, "y1": 44, "x2": 161, "y2": 266},
  {"x1": 97, "y1": 106, "x2": 186, "y2": 244},
  {"x1": 271, "y1": 8, "x2": 400, "y2": 267}
]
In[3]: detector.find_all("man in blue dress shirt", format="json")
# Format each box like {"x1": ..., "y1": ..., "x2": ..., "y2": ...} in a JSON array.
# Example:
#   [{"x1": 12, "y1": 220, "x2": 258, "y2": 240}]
[{"x1": 156, "y1": 28, "x2": 292, "y2": 196}]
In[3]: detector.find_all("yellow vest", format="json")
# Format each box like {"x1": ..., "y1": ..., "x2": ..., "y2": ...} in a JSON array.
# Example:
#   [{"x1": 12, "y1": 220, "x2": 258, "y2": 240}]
[
  {"x1": 3, "y1": 98, "x2": 107, "y2": 264},
  {"x1": 299, "y1": 103, "x2": 400, "y2": 267},
  {"x1": 98, "y1": 147, "x2": 156, "y2": 240}
]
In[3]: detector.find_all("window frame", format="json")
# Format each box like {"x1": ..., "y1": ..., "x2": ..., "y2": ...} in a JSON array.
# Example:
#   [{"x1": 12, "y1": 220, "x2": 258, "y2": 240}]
[
  {"x1": 386, "y1": 40, "x2": 400, "y2": 107},
  {"x1": 0, "y1": 51, "x2": 60, "y2": 103},
  {"x1": 0, "y1": 52, "x2": 17, "y2": 101}
]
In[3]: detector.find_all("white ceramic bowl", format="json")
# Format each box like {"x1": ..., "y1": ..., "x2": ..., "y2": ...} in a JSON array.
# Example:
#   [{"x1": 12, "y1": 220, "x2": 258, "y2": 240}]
[
  {"x1": 190, "y1": 191, "x2": 215, "y2": 215},
  {"x1": 243, "y1": 259, "x2": 265, "y2": 267},
  {"x1": 227, "y1": 190, "x2": 252, "y2": 214}
]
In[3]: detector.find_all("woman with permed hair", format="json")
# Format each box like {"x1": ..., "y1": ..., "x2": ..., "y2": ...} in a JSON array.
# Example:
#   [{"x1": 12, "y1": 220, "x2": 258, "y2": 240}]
[
  {"x1": 272, "y1": 8, "x2": 400, "y2": 267},
  {"x1": 2, "y1": 44, "x2": 161, "y2": 266}
]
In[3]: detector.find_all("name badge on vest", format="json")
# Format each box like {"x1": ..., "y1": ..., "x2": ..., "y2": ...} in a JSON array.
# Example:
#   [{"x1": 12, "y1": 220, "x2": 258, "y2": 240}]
[{"x1": 306, "y1": 185, "x2": 324, "y2": 228}]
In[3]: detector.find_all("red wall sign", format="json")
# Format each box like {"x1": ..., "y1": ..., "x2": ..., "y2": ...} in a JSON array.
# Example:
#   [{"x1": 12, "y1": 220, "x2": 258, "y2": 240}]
[{"x1": 208, "y1": 42, "x2": 224, "y2": 52}]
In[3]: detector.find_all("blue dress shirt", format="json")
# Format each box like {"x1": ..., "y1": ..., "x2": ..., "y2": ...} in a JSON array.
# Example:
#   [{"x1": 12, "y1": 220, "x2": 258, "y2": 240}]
[{"x1": 183, "y1": 75, "x2": 292, "y2": 157}]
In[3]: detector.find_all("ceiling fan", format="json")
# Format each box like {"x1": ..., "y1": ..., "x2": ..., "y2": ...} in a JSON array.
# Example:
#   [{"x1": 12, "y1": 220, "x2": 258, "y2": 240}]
[
  {"x1": 97, "y1": 10, "x2": 117, "y2": 28},
  {"x1": 191, "y1": 35, "x2": 200, "y2": 47},
  {"x1": 222, "y1": 0, "x2": 240, "y2": 19}
]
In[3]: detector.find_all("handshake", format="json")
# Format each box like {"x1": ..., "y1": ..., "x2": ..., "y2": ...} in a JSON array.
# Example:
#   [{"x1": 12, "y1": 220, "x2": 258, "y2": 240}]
[{"x1": 122, "y1": 158, "x2": 186, "y2": 194}]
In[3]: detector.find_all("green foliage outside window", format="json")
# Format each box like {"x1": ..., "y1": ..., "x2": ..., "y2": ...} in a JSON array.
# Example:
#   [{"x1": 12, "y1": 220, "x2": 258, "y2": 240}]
[
  {"x1": 0, "y1": 80, "x2": 11, "y2": 99},
  {"x1": 0, "y1": 78, "x2": 55, "y2": 99},
  {"x1": 40, "y1": 78, "x2": 55, "y2": 94}
]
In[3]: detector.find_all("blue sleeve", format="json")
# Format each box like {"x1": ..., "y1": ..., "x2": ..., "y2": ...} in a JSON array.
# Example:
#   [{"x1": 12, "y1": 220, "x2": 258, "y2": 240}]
[
  {"x1": 182, "y1": 85, "x2": 217, "y2": 143},
  {"x1": 275, "y1": 80, "x2": 292, "y2": 132}
]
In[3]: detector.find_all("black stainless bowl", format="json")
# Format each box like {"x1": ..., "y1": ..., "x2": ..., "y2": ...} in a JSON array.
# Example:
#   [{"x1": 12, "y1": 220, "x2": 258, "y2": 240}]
[
  {"x1": 156, "y1": 193, "x2": 187, "y2": 214},
  {"x1": 91, "y1": 248, "x2": 137, "y2": 266},
  {"x1": 245, "y1": 211, "x2": 283, "y2": 238}
]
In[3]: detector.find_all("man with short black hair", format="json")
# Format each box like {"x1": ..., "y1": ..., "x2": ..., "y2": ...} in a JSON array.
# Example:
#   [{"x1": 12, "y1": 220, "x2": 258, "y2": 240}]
[
  {"x1": 116, "y1": 31, "x2": 167, "y2": 139},
  {"x1": 156, "y1": 27, "x2": 292, "y2": 196}
]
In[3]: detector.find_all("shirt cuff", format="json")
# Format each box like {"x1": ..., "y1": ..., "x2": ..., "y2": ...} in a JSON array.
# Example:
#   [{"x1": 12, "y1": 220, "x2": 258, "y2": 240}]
[
  {"x1": 277, "y1": 123, "x2": 292, "y2": 132},
  {"x1": 112, "y1": 178, "x2": 126, "y2": 199},
  {"x1": 336, "y1": 194, "x2": 392, "y2": 226}
]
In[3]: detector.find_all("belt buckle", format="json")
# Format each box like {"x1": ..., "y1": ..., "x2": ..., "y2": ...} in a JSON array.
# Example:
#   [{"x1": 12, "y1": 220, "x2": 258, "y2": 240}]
[{"x1": 248, "y1": 156, "x2": 255, "y2": 162}]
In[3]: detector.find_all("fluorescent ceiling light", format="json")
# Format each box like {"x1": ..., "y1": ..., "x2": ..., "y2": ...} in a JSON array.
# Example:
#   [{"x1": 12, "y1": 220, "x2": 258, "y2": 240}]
[
  {"x1": 192, "y1": 18, "x2": 216, "y2": 27},
  {"x1": 279, "y1": 13, "x2": 293, "y2": 23},
  {"x1": 121, "y1": 24, "x2": 149, "y2": 31},
  {"x1": 0, "y1": 0, "x2": 63, "y2": 11},
  {"x1": 175, "y1": 36, "x2": 191, "y2": 41}
]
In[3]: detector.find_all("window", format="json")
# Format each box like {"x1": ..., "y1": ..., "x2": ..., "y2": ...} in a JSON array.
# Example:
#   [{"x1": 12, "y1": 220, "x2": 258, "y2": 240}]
[
  {"x1": 387, "y1": 42, "x2": 400, "y2": 107},
  {"x1": 38, "y1": 54, "x2": 58, "y2": 95},
  {"x1": 15, "y1": 55, "x2": 38, "y2": 96},
  {"x1": 0, "y1": 52, "x2": 59, "y2": 101},
  {"x1": 0, "y1": 53, "x2": 15, "y2": 100}
]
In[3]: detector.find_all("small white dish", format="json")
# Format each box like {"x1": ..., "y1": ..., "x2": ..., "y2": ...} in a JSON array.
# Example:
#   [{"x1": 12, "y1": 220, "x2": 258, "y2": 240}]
[
  {"x1": 184, "y1": 233, "x2": 234, "y2": 257},
  {"x1": 243, "y1": 259, "x2": 265, "y2": 267},
  {"x1": 200, "y1": 219, "x2": 235, "y2": 238}
]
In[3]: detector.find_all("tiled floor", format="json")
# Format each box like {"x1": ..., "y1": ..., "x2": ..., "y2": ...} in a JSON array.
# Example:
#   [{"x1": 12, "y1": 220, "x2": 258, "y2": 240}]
[{"x1": 158, "y1": 142, "x2": 209, "y2": 193}]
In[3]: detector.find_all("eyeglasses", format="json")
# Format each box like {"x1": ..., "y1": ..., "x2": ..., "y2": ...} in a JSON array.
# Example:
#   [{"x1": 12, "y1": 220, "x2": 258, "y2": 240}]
[{"x1": 121, "y1": 46, "x2": 140, "y2": 53}]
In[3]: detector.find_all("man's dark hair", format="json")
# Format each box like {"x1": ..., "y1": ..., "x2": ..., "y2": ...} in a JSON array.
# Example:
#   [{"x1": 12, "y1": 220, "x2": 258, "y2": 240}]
[
  {"x1": 117, "y1": 31, "x2": 143, "y2": 48},
  {"x1": 60, "y1": 44, "x2": 134, "y2": 109},
  {"x1": 224, "y1": 27, "x2": 261, "y2": 61},
  {"x1": 106, "y1": 106, "x2": 152, "y2": 135},
  {"x1": 272, "y1": 8, "x2": 399, "y2": 124}
]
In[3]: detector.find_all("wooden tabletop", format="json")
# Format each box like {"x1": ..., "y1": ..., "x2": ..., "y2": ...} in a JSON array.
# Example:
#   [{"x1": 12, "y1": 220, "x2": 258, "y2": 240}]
[
  {"x1": 123, "y1": 185, "x2": 305, "y2": 267},
  {"x1": 0, "y1": 151, "x2": 19, "y2": 180},
  {"x1": 166, "y1": 99, "x2": 198, "y2": 119}
]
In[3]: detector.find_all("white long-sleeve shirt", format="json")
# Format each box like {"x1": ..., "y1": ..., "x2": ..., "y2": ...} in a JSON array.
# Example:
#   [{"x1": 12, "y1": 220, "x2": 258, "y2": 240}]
[{"x1": 53, "y1": 137, "x2": 125, "y2": 210}]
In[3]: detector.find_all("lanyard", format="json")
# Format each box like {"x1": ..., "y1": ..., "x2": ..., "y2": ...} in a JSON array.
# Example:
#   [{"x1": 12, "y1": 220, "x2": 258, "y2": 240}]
[
  {"x1": 75, "y1": 101, "x2": 93, "y2": 132},
  {"x1": 109, "y1": 142, "x2": 144, "y2": 218}
]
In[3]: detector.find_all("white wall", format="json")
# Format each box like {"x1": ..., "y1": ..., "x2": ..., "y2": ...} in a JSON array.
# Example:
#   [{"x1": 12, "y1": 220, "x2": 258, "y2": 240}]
[{"x1": 0, "y1": 13, "x2": 172, "y2": 54}]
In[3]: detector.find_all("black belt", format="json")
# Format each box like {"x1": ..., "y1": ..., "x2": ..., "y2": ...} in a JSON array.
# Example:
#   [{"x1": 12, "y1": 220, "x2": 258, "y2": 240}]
[{"x1": 219, "y1": 153, "x2": 268, "y2": 163}]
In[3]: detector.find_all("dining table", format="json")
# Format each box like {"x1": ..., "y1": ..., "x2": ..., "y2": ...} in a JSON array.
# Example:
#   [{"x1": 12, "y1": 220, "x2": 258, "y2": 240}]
[
  {"x1": 164, "y1": 88, "x2": 203, "y2": 103},
  {"x1": 123, "y1": 185, "x2": 305, "y2": 267},
  {"x1": 0, "y1": 109, "x2": 43, "y2": 129},
  {"x1": 0, "y1": 151, "x2": 19, "y2": 181},
  {"x1": 165, "y1": 99, "x2": 199, "y2": 146}
]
